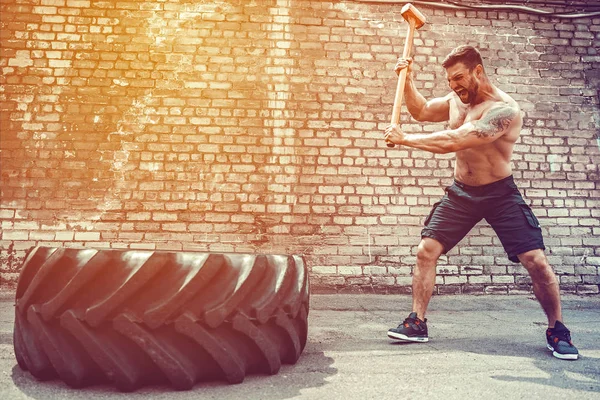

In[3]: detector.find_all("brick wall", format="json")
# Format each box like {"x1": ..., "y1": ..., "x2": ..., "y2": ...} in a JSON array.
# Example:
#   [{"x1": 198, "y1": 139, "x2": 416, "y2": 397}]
[{"x1": 1, "y1": 0, "x2": 599, "y2": 294}]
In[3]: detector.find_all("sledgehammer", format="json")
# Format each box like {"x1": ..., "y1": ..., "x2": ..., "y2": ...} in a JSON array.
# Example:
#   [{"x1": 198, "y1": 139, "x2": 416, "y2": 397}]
[{"x1": 387, "y1": 3, "x2": 427, "y2": 148}]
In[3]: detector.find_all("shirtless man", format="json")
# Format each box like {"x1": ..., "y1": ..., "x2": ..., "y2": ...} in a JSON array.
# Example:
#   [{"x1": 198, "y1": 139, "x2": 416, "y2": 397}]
[{"x1": 384, "y1": 45, "x2": 578, "y2": 360}]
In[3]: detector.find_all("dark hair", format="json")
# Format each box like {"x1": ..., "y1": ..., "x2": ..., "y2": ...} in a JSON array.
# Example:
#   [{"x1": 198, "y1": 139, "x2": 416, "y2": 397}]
[{"x1": 442, "y1": 45, "x2": 483, "y2": 71}]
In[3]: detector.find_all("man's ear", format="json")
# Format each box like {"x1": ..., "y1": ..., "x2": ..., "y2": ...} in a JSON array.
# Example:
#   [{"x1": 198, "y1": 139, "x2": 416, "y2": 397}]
[{"x1": 474, "y1": 64, "x2": 484, "y2": 78}]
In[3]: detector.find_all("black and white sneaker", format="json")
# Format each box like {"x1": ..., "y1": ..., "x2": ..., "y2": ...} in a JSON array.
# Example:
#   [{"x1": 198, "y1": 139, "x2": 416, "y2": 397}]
[
  {"x1": 388, "y1": 312, "x2": 428, "y2": 342},
  {"x1": 546, "y1": 321, "x2": 578, "y2": 360}
]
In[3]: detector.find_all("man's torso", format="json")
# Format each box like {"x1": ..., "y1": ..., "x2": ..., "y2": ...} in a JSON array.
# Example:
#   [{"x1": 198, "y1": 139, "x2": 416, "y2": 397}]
[{"x1": 447, "y1": 88, "x2": 521, "y2": 186}]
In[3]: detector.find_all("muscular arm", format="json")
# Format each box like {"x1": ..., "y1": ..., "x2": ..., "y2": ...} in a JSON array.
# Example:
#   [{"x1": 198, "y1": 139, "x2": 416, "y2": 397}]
[
  {"x1": 404, "y1": 76, "x2": 451, "y2": 122},
  {"x1": 396, "y1": 104, "x2": 519, "y2": 154}
]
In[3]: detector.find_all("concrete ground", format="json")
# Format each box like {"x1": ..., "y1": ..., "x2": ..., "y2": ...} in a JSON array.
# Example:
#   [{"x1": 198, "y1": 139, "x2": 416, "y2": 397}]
[{"x1": 0, "y1": 292, "x2": 599, "y2": 399}]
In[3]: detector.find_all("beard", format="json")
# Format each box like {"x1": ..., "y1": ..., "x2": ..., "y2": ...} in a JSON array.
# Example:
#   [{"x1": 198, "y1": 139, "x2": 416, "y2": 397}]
[{"x1": 456, "y1": 81, "x2": 479, "y2": 104}]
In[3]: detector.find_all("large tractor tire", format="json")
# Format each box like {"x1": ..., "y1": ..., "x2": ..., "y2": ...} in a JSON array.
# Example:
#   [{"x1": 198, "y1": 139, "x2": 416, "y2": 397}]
[{"x1": 13, "y1": 247, "x2": 309, "y2": 391}]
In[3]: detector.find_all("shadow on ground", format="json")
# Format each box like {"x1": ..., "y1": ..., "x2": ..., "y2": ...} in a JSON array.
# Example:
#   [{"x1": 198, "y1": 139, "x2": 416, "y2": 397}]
[
  {"x1": 399, "y1": 336, "x2": 600, "y2": 392},
  {"x1": 378, "y1": 314, "x2": 600, "y2": 394},
  {"x1": 10, "y1": 340, "x2": 337, "y2": 399},
  {"x1": 310, "y1": 293, "x2": 600, "y2": 395}
]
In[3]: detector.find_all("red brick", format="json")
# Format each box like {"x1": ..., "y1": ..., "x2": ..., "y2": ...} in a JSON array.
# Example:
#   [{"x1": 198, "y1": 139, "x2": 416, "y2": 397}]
[{"x1": 0, "y1": 1, "x2": 598, "y2": 294}]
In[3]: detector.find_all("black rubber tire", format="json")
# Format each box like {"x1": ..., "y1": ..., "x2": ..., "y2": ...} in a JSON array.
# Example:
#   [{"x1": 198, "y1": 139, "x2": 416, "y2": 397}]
[{"x1": 13, "y1": 247, "x2": 309, "y2": 391}]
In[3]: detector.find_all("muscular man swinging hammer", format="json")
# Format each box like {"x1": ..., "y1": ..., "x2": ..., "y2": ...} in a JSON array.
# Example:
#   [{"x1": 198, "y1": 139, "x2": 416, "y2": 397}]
[{"x1": 384, "y1": 45, "x2": 579, "y2": 360}]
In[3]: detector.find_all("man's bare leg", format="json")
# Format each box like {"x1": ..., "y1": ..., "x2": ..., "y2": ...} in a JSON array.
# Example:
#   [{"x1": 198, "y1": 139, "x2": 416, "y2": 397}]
[
  {"x1": 412, "y1": 238, "x2": 445, "y2": 320},
  {"x1": 518, "y1": 249, "x2": 562, "y2": 328}
]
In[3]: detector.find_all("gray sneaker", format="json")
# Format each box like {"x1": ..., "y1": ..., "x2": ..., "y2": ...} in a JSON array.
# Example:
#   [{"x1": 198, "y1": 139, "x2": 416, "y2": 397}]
[
  {"x1": 388, "y1": 312, "x2": 428, "y2": 342},
  {"x1": 546, "y1": 321, "x2": 578, "y2": 360}
]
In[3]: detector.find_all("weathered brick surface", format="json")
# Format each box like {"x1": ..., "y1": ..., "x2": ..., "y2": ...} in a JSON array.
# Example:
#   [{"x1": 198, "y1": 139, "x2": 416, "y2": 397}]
[{"x1": 1, "y1": 1, "x2": 599, "y2": 294}]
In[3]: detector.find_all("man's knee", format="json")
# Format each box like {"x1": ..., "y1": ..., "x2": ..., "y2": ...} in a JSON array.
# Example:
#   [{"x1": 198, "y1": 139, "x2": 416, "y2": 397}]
[
  {"x1": 518, "y1": 249, "x2": 553, "y2": 275},
  {"x1": 416, "y1": 238, "x2": 444, "y2": 265},
  {"x1": 518, "y1": 249, "x2": 550, "y2": 270}
]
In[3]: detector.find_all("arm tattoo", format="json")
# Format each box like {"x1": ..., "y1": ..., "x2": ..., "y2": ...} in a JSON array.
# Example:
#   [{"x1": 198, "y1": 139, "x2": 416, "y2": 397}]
[{"x1": 472, "y1": 106, "x2": 517, "y2": 138}]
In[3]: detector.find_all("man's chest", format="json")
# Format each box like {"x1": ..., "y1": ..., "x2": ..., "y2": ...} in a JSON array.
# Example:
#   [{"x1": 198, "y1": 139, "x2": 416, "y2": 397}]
[{"x1": 448, "y1": 100, "x2": 487, "y2": 129}]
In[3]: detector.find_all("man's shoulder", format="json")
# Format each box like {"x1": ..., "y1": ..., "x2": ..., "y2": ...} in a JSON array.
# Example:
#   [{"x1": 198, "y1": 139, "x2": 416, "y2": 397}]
[
  {"x1": 478, "y1": 95, "x2": 520, "y2": 121},
  {"x1": 477, "y1": 95, "x2": 523, "y2": 136},
  {"x1": 494, "y1": 88, "x2": 520, "y2": 110}
]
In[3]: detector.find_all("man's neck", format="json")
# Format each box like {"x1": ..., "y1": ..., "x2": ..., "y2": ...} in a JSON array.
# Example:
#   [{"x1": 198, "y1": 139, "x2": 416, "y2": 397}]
[{"x1": 471, "y1": 78, "x2": 497, "y2": 106}]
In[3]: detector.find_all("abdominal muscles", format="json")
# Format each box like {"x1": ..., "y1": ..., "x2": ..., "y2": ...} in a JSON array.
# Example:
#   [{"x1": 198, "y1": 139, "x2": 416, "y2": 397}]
[{"x1": 454, "y1": 147, "x2": 513, "y2": 186}]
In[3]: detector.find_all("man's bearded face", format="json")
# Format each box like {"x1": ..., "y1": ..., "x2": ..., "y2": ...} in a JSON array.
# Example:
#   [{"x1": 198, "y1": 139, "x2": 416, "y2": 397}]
[{"x1": 446, "y1": 63, "x2": 480, "y2": 104}]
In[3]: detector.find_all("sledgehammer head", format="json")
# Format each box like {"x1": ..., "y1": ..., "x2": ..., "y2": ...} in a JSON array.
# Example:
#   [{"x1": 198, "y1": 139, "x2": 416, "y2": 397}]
[{"x1": 401, "y1": 3, "x2": 427, "y2": 29}]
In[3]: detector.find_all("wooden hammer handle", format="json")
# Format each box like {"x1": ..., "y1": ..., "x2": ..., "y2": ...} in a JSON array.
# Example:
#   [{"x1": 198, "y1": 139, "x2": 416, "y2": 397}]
[{"x1": 387, "y1": 20, "x2": 417, "y2": 148}]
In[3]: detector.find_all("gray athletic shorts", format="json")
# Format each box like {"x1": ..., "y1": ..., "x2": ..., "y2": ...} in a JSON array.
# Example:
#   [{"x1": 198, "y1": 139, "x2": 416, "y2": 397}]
[{"x1": 421, "y1": 175, "x2": 545, "y2": 263}]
